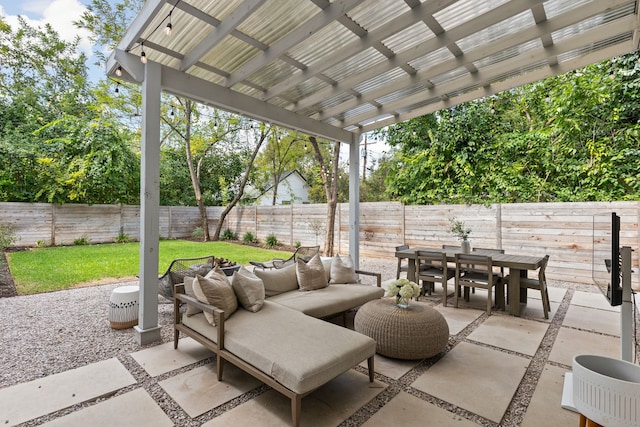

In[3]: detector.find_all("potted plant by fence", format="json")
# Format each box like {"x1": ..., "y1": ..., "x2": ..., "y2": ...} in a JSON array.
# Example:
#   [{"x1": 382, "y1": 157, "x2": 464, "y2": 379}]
[{"x1": 450, "y1": 218, "x2": 472, "y2": 253}]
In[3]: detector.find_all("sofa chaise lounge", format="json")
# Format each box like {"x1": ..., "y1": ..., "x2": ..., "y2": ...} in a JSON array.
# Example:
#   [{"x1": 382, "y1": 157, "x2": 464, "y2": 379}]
[{"x1": 173, "y1": 254, "x2": 384, "y2": 426}]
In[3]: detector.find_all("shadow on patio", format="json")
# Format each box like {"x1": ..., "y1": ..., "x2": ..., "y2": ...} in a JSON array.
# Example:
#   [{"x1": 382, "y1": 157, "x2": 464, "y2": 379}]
[{"x1": 0, "y1": 260, "x2": 623, "y2": 427}]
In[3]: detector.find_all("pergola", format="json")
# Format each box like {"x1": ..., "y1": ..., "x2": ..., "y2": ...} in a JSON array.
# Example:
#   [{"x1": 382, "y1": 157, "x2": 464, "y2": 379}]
[{"x1": 107, "y1": 0, "x2": 640, "y2": 344}]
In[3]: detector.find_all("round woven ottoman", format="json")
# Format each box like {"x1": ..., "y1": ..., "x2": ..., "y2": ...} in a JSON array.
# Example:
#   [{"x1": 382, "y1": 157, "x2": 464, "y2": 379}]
[
  {"x1": 109, "y1": 285, "x2": 139, "y2": 329},
  {"x1": 354, "y1": 298, "x2": 449, "y2": 360}
]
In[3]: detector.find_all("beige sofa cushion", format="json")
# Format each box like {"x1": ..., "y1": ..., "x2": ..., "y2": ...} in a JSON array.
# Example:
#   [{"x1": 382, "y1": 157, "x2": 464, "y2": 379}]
[
  {"x1": 296, "y1": 253, "x2": 327, "y2": 291},
  {"x1": 183, "y1": 276, "x2": 201, "y2": 316},
  {"x1": 181, "y1": 301, "x2": 375, "y2": 394},
  {"x1": 329, "y1": 254, "x2": 358, "y2": 284},
  {"x1": 254, "y1": 263, "x2": 298, "y2": 297},
  {"x1": 192, "y1": 270, "x2": 237, "y2": 325},
  {"x1": 231, "y1": 267, "x2": 265, "y2": 312},
  {"x1": 268, "y1": 284, "x2": 385, "y2": 318}
]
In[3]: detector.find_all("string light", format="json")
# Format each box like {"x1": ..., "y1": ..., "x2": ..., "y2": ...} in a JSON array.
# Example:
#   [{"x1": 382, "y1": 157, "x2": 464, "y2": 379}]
[
  {"x1": 115, "y1": 81, "x2": 120, "y2": 94},
  {"x1": 129, "y1": 1, "x2": 181, "y2": 65},
  {"x1": 140, "y1": 42, "x2": 147, "y2": 64},
  {"x1": 165, "y1": 10, "x2": 173, "y2": 36},
  {"x1": 115, "y1": 66, "x2": 122, "y2": 77}
]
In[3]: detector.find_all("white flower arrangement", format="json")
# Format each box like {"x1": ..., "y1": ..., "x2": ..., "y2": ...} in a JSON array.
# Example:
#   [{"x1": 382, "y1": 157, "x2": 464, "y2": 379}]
[{"x1": 386, "y1": 278, "x2": 420, "y2": 303}]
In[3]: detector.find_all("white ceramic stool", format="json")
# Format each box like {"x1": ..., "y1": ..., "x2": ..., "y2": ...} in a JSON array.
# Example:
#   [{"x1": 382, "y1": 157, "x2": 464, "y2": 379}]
[{"x1": 109, "y1": 285, "x2": 139, "y2": 329}]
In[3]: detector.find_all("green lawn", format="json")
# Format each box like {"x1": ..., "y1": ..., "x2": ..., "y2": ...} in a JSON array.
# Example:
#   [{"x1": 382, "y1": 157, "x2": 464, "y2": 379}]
[{"x1": 7, "y1": 240, "x2": 292, "y2": 295}]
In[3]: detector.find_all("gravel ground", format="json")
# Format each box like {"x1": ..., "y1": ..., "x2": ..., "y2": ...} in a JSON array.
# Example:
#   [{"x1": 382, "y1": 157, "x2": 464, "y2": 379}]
[{"x1": 0, "y1": 257, "x2": 616, "y2": 426}]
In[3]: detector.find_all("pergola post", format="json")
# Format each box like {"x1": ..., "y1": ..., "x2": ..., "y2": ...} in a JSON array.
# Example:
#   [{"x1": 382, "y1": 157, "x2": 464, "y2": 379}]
[
  {"x1": 135, "y1": 60, "x2": 162, "y2": 345},
  {"x1": 349, "y1": 136, "x2": 361, "y2": 268}
]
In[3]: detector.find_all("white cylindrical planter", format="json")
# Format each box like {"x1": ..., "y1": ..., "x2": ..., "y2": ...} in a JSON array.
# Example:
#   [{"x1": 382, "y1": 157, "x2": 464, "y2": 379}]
[
  {"x1": 109, "y1": 285, "x2": 140, "y2": 329},
  {"x1": 461, "y1": 239, "x2": 471, "y2": 254},
  {"x1": 573, "y1": 354, "x2": 640, "y2": 426}
]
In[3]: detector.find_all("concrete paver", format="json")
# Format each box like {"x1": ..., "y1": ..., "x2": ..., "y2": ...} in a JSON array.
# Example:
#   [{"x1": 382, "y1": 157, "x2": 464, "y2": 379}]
[
  {"x1": 0, "y1": 358, "x2": 135, "y2": 427},
  {"x1": 411, "y1": 341, "x2": 529, "y2": 423},
  {"x1": 131, "y1": 337, "x2": 213, "y2": 377},
  {"x1": 467, "y1": 314, "x2": 549, "y2": 356},
  {"x1": 363, "y1": 391, "x2": 478, "y2": 426},
  {"x1": 520, "y1": 364, "x2": 579, "y2": 427},
  {"x1": 159, "y1": 363, "x2": 262, "y2": 417},
  {"x1": 41, "y1": 388, "x2": 173, "y2": 427},
  {"x1": 202, "y1": 370, "x2": 386, "y2": 427}
]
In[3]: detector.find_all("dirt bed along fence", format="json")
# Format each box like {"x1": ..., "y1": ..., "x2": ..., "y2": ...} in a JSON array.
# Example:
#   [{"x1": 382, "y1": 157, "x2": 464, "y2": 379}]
[{"x1": 1, "y1": 201, "x2": 638, "y2": 287}]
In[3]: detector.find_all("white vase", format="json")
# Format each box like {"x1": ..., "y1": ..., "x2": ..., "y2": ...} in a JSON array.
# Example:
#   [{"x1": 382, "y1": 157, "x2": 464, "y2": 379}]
[{"x1": 461, "y1": 239, "x2": 471, "y2": 253}]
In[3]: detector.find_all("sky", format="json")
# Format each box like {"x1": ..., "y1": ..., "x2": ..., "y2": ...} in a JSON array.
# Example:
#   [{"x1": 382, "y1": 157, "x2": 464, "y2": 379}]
[{"x1": 0, "y1": 0, "x2": 104, "y2": 81}]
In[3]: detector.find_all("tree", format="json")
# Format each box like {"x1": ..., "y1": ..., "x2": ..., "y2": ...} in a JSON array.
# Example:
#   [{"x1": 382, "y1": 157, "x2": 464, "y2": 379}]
[
  {"x1": 308, "y1": 137, "x2": 340, "y2": 255},
  {"x1": 384, "y1": 53, "x2": 640, "y2": 204},
  {"x1": 211, "y1": 123, "x2": 270, "y2": 241},
  {"x1": 0, "y1": 16, "x2": 141, "y2": 204},
  {"x1": 253, "y1": 129, "x2": 317, "y2": 204}
]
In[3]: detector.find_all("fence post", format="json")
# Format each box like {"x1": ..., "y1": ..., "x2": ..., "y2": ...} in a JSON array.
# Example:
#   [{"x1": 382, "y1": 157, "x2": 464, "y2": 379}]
[
  {"x1": 51, "y1": 203, "x2": 57, "y2": 246},
  {"x1": 290, "y1": 204, "x2": 294, "y2": 246},
  {"x1": 401, "y1": 202, "x2": 406, "y2": 245},
  {"x1": 496, "y1": 203, "x2": 502, "y2": 249}
]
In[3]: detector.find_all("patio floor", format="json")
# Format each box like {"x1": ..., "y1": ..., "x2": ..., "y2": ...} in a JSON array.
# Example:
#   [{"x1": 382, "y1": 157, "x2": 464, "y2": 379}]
[{"x1": 0, "y1": 285, "x2": 623, "y2": 426}]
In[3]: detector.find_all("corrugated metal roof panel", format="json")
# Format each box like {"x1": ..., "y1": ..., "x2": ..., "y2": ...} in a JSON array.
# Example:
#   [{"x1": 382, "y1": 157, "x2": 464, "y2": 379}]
[
  {"x1": 348, "y1": 0, "x2": 412, "y2": 33},
  {"x1": 434, "y1": 0, "x2": 510, "y2": 31}
]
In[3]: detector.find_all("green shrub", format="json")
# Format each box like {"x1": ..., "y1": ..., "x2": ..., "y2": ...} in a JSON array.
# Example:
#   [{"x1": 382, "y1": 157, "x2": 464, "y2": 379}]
[
  {"x1": 192, "y1": 226, "x2": 204, "y2": 239},
  {"x1": 221, "y1": 228, "x2": 237, "y2": 241},
  {"x1": 295, "y1": 240, "x2": 301, "y2": 248},
  {"x1": 264, "y1": 233, "x2": 279, "y2": 248},
  {"x1": 0, "y1": 224, "x2": 19, "y2": 251},
  {"x1": 243, "y1": 231, "x2": 257, "y2": 243},
  {"x1": 35, "y1": 240, "x2": 48, "y2": 248},
  {"x1": 115, "y1": 232, "x2": 132, "y2": 244},
  {"x1": 73, "y1": 234, "x2": 90, "y2": 246}
]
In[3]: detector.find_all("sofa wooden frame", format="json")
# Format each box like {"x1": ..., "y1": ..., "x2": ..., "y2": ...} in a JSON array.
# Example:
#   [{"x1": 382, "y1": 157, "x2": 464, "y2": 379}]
[{"x1": 173, "y1": 284, "x2": 375, "y2": 427}]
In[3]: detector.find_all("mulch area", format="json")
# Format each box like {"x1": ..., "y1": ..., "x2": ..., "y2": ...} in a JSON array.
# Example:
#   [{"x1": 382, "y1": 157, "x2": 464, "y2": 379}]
[{"x1": 0, "y1": 252, "x2": 17, "y2": 297}]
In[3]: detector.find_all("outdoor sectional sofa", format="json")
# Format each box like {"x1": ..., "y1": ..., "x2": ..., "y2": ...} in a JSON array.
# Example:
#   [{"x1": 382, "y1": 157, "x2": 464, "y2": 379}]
[{"x1": 173, "y1": 254, "x2": 384, "y2": 427}]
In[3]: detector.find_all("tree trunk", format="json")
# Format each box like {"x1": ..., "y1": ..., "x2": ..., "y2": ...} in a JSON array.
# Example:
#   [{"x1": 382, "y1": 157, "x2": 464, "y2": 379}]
[
  {"x1": 212, "y1": 126, "x2": 268, "y2": 240},
  {"x1": 183, "y1": 99, "x2": 210, "y2": 241},
  {"x1": 309, "y1": 137, "x2": 339, "y2": 256}
]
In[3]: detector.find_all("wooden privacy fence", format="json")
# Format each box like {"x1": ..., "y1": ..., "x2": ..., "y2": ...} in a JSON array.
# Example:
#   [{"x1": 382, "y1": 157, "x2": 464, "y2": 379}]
[{"x1": 1, "y1": 201, "x2": 638, "y2": 286}]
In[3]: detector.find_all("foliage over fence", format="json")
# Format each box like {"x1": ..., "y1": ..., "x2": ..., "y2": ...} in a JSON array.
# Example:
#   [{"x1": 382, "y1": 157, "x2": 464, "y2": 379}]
[{"x1": 1, "y1": 201, "x2": 638, "y2": 286}]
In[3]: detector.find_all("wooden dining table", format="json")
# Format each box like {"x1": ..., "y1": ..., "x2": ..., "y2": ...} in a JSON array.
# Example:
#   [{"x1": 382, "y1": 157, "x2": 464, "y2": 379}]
[{"x1": 395, "y1": 247, "x2": 545, "y2": 316}]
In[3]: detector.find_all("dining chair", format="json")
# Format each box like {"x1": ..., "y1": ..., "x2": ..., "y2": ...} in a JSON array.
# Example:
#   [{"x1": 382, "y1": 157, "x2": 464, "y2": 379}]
[
  {"x1": 472, "y1": 247, "x2": 506, "y2": 276},
  {"x1": 395, "y1": 244, "x2": 410, "y2": 279},
  {"x1": 415, "y1": 250, "x2": 454, "y2": 306},
  {"x1": 454, "y1": 253, "x2": 504, "y2": 315},
  {"x1": 504, "y1": 255, "x2": 551, "y2": 319}
]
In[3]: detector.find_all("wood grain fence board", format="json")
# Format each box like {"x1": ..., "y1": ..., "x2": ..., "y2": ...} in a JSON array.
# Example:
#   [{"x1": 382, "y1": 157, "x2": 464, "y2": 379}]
[
  {"x1": 2, "y1": 200, "x2": 638, "y2": 286},
  {"x1": 0, "y1": 202, "x2": 52, "y2": 246},
  {"x1": 54, "y1": 204, "x2": 120, "y2": 245},
  {"x1": 122, "y1": 205, "x2": 140, "y2": 240},
  {"x1": 168, "y1": 207, "x2": 200, "y2": 238}
]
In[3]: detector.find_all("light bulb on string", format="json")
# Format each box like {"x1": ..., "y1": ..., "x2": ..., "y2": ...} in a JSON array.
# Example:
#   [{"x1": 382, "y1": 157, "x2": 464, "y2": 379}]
[
  {"x1": 166, "y1": 10, "x2": 173, "y2": 36},
  {"x1": 115, "y1": 66, "x2": 122, "y2": 77},
  {"x1": 115, "y1": 81, "x2": 120, "y2": 94},
  {"x1": 140, "y1": 43, "x2": 147, "y2": 64}
]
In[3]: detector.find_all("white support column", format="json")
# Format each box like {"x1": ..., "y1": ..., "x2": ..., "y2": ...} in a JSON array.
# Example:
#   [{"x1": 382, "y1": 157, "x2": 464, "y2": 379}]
[
  {"x1": 135, "y1": 61, "x2": 162, "y2": 345},
  {"x1": 349, "y1": 136, "x2": 361, "y2": 268}
]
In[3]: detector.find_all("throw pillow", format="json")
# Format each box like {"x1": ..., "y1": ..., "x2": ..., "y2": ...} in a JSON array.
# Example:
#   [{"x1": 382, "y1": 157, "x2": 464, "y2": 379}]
[
  {"x1": 192, "y1": 271, "x2": 238, "y2": 326},
  {"x1": 231, "y1": 267, "x2": 265, "y2": 312},
  {"x1": 329, "y1": 254, "x2": 358, "y2": 284},
  {"x1": 296, "y1": 253, "x2": 328, "y2": 291},
  {"x1": 254, "y1": 263, "x2": 298, "y2": 297},
  {"x1": 183, "y1": 276, "x2": 202, "y2": 316}
]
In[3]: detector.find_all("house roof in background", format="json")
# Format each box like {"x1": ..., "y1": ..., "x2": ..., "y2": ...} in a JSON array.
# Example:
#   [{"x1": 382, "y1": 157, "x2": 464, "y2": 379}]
[{"x1": 108, "y1": 0, "x2": 640, "y2": 143}]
